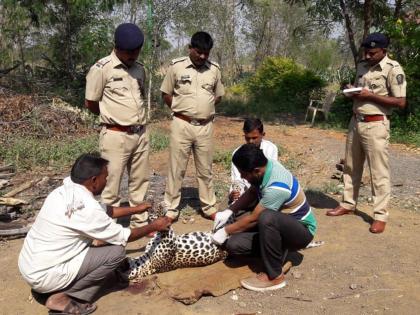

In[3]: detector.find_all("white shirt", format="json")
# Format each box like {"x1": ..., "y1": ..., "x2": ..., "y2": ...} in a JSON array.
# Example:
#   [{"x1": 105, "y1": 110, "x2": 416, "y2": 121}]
[
  {"x1": 18, "y1": 178, "x2": 131, "y2": 293},
  {"x1": 230, "y1": 139, "x2": 278, "y2": 194}
]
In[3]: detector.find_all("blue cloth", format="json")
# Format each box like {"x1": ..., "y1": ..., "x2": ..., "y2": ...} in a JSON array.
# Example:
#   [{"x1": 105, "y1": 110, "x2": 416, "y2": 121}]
[
  {"x1": 361, "y1": 32, "x2": 389, "y2": 49},
  {"x1": 114, "y1": 23, "x2": 144, "y2": 50}
]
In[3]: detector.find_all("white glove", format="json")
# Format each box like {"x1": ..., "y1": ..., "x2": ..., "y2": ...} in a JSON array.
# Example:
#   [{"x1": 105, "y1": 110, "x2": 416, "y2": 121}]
[
  {"x1": 211, "y1": 227, "x2": 229, "y2": 245},
  {"x1": 213, "y1": 209, "x2": 233, "y2": 231}
]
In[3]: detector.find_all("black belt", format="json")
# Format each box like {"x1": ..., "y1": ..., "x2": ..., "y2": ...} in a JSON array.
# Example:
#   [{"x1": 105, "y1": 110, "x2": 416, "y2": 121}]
[{"x1": 104, "y1": 124, "x2": 144, "y2": 134}]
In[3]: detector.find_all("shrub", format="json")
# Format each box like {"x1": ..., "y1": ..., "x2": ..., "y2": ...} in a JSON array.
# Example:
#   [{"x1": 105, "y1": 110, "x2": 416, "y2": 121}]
[{"x1": 246, "y1": 56, "x2": 325, "y2": 112}]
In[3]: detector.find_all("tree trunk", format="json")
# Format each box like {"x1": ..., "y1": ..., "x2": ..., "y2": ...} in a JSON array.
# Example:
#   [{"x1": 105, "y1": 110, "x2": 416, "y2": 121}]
[
  {"x1": 339, "y1": 0, "x2": 358, "y2": 68},
  {"x1": 393, "y1": 0, "x2": 403, "y2": 19}
]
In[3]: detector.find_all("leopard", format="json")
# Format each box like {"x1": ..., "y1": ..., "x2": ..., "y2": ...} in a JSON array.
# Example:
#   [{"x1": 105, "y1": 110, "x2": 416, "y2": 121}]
[{"x1": 127, "y1": 201, "x2": 234, "y2": 280}]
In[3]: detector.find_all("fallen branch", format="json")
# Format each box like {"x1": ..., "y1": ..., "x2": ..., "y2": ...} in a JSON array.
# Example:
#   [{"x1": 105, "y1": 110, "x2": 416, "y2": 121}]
[
  {"x1": 3, "y1": 179, "x2": 39, "y2": 198},
  {"x1": 0, "y1": 173, "x2": 15, "y2": 179},
  {"x1": 0, "y1": 164, "x2": 14, "y2": 172},
  {"x1": 0, "y1": 197, "x2": 28, "y2": 206},
  {"x1": 0, "y1": 225, "x2": 30, "y2": 236},
  {"x1": 284, "y1": 296, "x2": 312, "y2": 302}
]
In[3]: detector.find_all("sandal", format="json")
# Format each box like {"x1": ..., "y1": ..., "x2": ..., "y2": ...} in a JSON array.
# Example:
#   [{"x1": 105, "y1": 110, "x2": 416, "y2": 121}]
[{"x1": 48, "y1": 299, "x2": 97, "y2": 315}]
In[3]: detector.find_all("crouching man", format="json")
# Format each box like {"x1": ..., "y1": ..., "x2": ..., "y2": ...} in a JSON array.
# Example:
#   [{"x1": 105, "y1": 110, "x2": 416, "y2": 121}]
[
  {"x1": 211, "y1": 144, "x2": 317, "y2": 291},
  {"x1": 18, "y1": 153, "x2": 171, "y2": 314}
]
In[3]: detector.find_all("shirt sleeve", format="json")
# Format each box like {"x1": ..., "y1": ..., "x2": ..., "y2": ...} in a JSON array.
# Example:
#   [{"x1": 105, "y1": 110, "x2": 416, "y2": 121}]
[
  {"x1": 214, "y1": 68, "x2": 225, "y2": 98},
  {"x1": 67, "y1": 200, "x2": 131, "y2": 246},
  {"x1": 388, "y1": 65, "x2": 407, "y2": 98},
  {"x1": 85, "y1": 65, "x2": 106, "y2": 101},
  {"x1": 160, "y1": 64, "x2": 175, "y2": 95},
  {"x1": 260, "y1": 186, "x2": 290, "y2": 211},
  {"x1": 265, "y1": 141, "x2": 278, "y2": 160}
]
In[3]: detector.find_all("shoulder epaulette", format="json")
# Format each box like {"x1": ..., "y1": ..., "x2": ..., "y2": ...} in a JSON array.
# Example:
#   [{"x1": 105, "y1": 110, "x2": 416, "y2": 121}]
[
  {"x1": 95, "y1": 56, "x2": 111, "y2": 68},
  {"x1": 208, "y1": 60, "x2": 220, "y2": 69},
  {"x1": 170, "y1": 56, "x2": 188, "y2": 65}
]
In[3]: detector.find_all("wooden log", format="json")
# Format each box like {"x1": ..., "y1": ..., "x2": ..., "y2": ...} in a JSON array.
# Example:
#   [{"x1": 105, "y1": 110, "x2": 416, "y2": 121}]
[
  {"x1": 3, "y1": 179, "x2": 38, "y2": 197},
  {"x1": 0, "y1": 173, "x2": 15, "y2": 179},
  {"x1": 0, "y1": 164, "x2": 14, "y2": 172},
  {"x1": 0, "y1": 197, "x2": 28, "y2": 206}
]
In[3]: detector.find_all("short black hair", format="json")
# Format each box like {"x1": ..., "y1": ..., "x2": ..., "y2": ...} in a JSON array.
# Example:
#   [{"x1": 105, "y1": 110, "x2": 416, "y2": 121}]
[
  {"x1": 70, "y1": 153, "x2": 108, "y2": 184},
  {"x1": 243, "y1": 118, "x2": 264, "y2": 134},
  {"x1": 232, "y1": 144, "x2": 268, "y2": 172},
  {"x1": 190, "y1": 31, "x2": 213, "y2": 51}
]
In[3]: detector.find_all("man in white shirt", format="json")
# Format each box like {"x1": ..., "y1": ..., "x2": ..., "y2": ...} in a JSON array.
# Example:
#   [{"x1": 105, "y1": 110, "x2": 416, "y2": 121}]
[
  {"x1": 18, "y1": 153, "x2": 171, "y2": 314},
  {"x1": 229, "y1": 118, "x2": 278, "y2": 203}
]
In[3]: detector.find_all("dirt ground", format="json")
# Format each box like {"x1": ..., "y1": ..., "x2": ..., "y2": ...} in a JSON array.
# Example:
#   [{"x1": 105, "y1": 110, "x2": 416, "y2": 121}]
[{"x1": 1, "y1": 117, "x2": 419, "y2": 315}]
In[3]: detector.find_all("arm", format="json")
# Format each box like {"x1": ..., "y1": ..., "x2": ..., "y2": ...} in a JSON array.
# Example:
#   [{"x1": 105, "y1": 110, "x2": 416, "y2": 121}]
[
  {"x1": 162, "y1": 92, "x2": 173, "y2": 108},
  {"x1": 106, "y1": 202, "x2": 151, "y2": 219},
  {"x1": 225, "y1": 202, "x2": 266, "y2": 234},
  {"x1": 128, "y1": 217, "x2": 171, "y2": 242},
  {"x1": 351, "y1": 90, "x2": 406, "y2": 109},
  {"x1": 85, "y1": 99, "x2": 100, "y2": 115},
  {"x1": 229, "y1": 186, "x2": 258, "y2": 213}
]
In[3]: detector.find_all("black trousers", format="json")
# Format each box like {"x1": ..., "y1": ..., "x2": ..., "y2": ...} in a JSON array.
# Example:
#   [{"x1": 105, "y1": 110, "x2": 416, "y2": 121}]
[{"x1": 226, "y1": 210, "x2": 313, "y2": 279}]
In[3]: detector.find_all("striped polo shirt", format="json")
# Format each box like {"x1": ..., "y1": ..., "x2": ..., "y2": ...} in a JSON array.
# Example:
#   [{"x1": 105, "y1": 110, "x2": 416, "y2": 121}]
[{"x1": 258, "y1": 160, "x2": 317, "y2": 235}]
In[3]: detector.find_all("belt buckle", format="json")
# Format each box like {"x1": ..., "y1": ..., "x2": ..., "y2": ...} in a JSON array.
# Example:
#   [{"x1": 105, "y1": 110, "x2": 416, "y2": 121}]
[
  {"x1": 356, "y1": 114, "x2": 365, "y2": 122},
  {"x1": 190, "y1": 119, "x2": 201, "y2": 126},
  {"x1": 130, "y1": 125, "x2": 143, "y2": 133}
]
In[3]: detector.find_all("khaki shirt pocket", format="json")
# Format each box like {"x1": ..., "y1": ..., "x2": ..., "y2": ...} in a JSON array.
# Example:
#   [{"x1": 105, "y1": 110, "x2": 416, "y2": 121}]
[
  {"x1": 108, "y1": 79, "x2": 128, "y2": 97},
  {"x1": 175, "y1": 77, "x2": 193, "y2": 95},
  {"x1": 367, "y1": 75, "x2": 387, "y2": 95},
  {"x1": 200, "y1": 78, "x2": 216, "y2": 95}
]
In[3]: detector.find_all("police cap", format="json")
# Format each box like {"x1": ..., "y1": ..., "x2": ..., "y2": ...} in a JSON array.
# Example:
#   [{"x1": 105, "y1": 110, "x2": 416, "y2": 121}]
[
  {"x1": 361, "y1": 32, "x2": 389, "y2": 49},
  {"x1": 114, "y1": 23, "x2": 144, "y2": 51}
]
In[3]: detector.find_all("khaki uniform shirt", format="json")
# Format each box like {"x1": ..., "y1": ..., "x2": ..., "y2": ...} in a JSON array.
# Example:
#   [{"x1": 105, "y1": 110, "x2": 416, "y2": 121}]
[
  {"x1": 85, "y1": 51, "x2": 146, "y2": 126},
  {"x1": 160, "y1": 56, "x2": 225, "y2": 119},
  {"x1": 354, "y1": 55, "x2": 406, "y2": 115}
]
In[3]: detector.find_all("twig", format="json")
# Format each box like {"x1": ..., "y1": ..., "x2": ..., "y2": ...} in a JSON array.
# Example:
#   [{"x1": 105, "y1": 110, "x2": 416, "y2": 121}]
[
  {"x1": 284, "y1": 296, "x2": 313, "y2": 302},
  {"x1": 327, "y1": 288, "x2": 399, "y2": 300}
]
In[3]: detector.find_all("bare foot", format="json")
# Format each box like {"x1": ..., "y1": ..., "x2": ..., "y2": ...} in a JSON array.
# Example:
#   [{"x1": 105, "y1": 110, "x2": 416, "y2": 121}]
[{"x1": 45, "y1": 292, "x2": 71, "y2": 312}]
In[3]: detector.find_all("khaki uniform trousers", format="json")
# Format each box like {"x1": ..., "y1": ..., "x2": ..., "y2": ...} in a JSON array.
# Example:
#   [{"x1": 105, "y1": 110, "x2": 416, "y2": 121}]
[
  {"x1": 341, "y1": 116, "x2": 391, "y2": 222},
  {"x1": 100, "y1": 127, "x2": 150, "y2": 227},
  {"x1": 164, "y1": 117, "x2": 217, "y2": 219}
]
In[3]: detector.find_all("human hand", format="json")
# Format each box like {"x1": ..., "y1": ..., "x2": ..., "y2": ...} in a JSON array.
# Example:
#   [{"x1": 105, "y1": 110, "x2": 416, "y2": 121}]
[
  {"x1": 133, "y1": 202, "x2": 152, "y2": 213},
  {"x1": 213, "y1": 209, "x2": 233, "y2": 231},
  {"x1": 151, "y1": 216, "x2": 172, "y2": 231},
  {"x1": 351, "y1": 88, "x2": 372, "y2": 100},
  {"x1": 92, "y1": 239, "x2": 108, "y2": 247},
  {"x1": 229, "y1": 190, "x2": 240, "y2": 202},
  {"x1": 211, "y1": 228, "x2": 229, "y2": 245}
]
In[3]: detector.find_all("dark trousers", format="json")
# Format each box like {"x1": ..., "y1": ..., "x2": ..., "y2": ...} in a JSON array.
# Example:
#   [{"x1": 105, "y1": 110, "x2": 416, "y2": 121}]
[
  {"x1": 64, "y1": 245, "x2": 126, "y2": 302},
  {"x1": 226, "y1": 210, "x2": 313, "y2": 279}
]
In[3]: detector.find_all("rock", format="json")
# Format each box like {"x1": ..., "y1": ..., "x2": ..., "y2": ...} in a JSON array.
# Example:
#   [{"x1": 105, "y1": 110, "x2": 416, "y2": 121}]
[
  {"x1": 349, "y1": 283, "x2": 358, "y2": 290},
  {"x1": 238, "y1": 302, "x2": 246, "y2": 308},
  {"x1": 291, "y1": 270, "x2": 302, "y2": 279},
  {"x1": 230, "y1": 294, "x2": 238, "y2": 301}
]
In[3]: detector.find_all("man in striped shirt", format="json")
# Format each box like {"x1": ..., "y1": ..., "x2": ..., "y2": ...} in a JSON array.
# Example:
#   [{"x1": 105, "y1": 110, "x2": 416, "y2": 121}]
[{"x1": 211, "y1": 144, "x2": 316, "y2": 291}]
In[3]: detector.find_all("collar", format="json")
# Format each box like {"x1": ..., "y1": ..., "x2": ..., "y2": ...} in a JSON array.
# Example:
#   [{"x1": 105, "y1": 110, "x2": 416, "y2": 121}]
[
  {"x1": 186, "y1": 57, "x2": 211, "y2": 69},
  {"x1": 260, "y1": 160, "x2": 273, "y2": 188},
  {"x1": 377, "y1": 54, "x2": 390, "y2": 70},
  {"x1": 111, "y1": 50, "x2": 126, "y2": 69}
]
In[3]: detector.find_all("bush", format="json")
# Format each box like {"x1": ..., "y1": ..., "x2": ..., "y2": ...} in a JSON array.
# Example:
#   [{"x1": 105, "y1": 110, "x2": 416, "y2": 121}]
[{"x1": 246, "y1": 56, "x2": 325, "y2": 112}]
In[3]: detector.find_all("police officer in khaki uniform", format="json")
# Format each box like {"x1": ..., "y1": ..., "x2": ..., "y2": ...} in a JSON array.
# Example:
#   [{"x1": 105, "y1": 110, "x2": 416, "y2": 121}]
[
  {"x1": 160, "y1": 31, "x2": 225, "y2": 221},
  {"x1": 85, "y1": 23, "x2": 150, "y2": 228},
  {"x1": 327, "y1": 33, "x2": 407, "y2": 234}
]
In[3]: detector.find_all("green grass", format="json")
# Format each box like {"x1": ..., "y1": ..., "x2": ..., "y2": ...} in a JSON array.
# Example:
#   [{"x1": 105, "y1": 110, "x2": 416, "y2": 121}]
[
  {"x1": 149, "y1": 129, "x2": 170, "y2": 152},
  {"x1": 213, "y1": 150, "x2": 232, "y2": 171},
  {"x1": 0, "y1": 134, "x2": 98, "y2": 170},
  {"x1": 214, "y1": 179, "x2": 230, "y2": 199}
]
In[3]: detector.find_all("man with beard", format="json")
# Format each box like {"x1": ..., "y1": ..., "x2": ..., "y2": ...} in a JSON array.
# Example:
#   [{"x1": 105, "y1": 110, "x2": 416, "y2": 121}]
[
  {"x1": 326, "y1": 33, "x2": 406, "y2": 234},
  {"x1": 211, "y1": 144, "x2": 317, "y2": 291}
]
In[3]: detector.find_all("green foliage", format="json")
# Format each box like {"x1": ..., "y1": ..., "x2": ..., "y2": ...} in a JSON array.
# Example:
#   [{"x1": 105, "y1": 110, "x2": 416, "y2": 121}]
[
  {"x1": 0, "y1": 134, "x2": 98, "y2": 170},
  {"x1": 213, "y1": 150, "x2": 232, "y2": 171},
  {"x1": 247, "y1": 57, "x2": 325, "y2": 111},
  {"x1": 149, "y1": 129, "x2": 170, "y2": 152}
]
